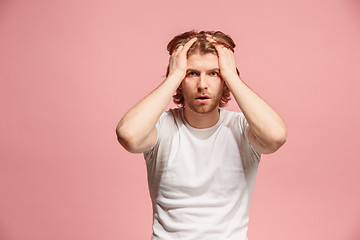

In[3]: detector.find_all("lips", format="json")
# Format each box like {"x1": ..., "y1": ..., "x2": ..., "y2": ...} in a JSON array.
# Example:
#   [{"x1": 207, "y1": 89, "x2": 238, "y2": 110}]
[
  {"x1": 195, "y1": 95, "x2": 210, "y2": 103},
  {"x1": 195, "y1": 95, "x2": 210, "y2": 100}
]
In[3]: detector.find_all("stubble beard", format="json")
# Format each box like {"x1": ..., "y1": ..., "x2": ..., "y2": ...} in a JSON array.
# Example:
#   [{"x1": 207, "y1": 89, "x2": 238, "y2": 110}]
[{"x1": 184, "y1": 92, "x2": 222, "y2": 115}]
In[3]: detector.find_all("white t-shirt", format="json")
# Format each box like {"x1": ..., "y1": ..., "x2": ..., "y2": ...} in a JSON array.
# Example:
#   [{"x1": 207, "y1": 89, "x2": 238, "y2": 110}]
[{"x1": 144, "y1": 108, "x2": 261, "y2": 240}]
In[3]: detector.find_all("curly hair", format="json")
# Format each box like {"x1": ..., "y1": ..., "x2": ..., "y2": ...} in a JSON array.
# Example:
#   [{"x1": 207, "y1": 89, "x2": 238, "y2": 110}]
[{"x1": 165, "y1": 30, "x2": 240, "y2": 108}]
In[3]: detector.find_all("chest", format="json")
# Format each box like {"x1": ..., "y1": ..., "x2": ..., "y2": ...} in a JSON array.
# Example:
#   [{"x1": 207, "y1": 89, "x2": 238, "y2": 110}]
[{"x1": 154, "y1": 127, "x2": 246, "y2": 196}]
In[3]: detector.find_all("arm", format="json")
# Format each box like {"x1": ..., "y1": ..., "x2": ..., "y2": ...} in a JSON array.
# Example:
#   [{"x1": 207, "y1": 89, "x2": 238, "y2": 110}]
[
  {"x1": 207, "y1": 37, "x2": 287, "y2": 154},
  {"x1": 116, "y1": 38, "x2": 197, "y2": 153}
]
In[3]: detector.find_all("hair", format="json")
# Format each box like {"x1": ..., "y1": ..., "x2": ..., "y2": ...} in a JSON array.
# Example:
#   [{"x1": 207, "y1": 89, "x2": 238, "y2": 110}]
[{"x1": 166, "y1": 30, "x2": 240, "y2": 108}]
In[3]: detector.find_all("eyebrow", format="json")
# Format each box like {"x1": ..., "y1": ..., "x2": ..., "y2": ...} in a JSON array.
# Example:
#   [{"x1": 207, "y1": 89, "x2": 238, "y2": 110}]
[{"x1": 186, "y1": 68, "x2": 220, "y2": 72}]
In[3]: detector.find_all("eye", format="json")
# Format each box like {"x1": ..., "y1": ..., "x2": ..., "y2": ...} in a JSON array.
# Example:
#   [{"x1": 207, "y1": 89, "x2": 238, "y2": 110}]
[
  {"x1": 210, "y1": 71, "x2": 219, "y2": 76},
  {"x1": 187, "y1": 71, "x2": 198, "y2": 77}
]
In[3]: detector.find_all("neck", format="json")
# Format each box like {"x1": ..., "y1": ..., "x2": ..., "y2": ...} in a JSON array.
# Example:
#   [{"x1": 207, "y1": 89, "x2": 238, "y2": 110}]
[{"x1": 183, "y1": 106, "x2": 220, "y2": 129}]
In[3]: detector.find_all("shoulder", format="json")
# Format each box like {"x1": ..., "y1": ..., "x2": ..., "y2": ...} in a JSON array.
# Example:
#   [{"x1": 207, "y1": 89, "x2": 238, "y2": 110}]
[
  {"x1": 220, "y1": 109, "x2": 245, "y2": 125},
  {"x1": 160, "y1": 108, "x2": 184, "y2": 125},
  {"x1": 220, "y1": 109, "x2": 251, "y2": 138},
  {"x1": 154, "y1": 107, "x2": 185, "y2": 134},
  {"x1": 167, "y1": 107, "x2": 183, "y2": 118},
  {"x1": 143, "y1": 108, "x2": 183, "y2": 157}
]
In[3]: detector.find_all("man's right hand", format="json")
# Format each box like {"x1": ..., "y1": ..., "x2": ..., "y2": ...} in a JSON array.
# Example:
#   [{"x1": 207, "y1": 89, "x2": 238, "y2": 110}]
[
  {"x1": 116, "y1": 37, "x2": 198, "y2": 153},
  {"x1": 167, "y1": 37, "x2": 198, "y2": 80}
]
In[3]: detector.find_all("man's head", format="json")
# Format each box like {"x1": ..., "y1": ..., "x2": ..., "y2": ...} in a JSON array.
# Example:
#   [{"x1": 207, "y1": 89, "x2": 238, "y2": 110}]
[{"x1": 166, "y1": 30, "x2": 239, "y2": 108}]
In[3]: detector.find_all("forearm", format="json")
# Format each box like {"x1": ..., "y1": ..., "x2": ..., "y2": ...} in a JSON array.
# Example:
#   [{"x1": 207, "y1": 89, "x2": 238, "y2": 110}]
[
  {"x1": 116, "y1": 74, "x2": 182, "y2": 151},
  {"x1": 117, "y1": 37, "x2": 197, "y2": 152},
  {"x1": 225, "y1": 74, "x2": 287, "y2": 152},
  {"x1": 204, "y1": 35, "x2": 286, "y2": 153}
]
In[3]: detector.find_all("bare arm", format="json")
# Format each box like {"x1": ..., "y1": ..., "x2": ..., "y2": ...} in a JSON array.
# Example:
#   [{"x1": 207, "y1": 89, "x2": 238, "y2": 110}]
[
  {"x1": 207, "y1": 37, "x2": 287, "y2": 154},
  {"x1": 224, "y1": 74, "x2": 287, "y2": 154},
  {"x1": 116, "y1": 38, "x2": 197, "y2": 153}
]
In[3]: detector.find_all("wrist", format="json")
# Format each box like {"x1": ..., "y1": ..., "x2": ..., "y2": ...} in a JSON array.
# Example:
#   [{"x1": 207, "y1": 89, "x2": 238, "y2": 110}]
[
  {"x1": 221, "y1": 71, "x2": 241, "y2": 83},
  {"x1": 166, "y1": 72, "x2": 185, "y2": 85}
]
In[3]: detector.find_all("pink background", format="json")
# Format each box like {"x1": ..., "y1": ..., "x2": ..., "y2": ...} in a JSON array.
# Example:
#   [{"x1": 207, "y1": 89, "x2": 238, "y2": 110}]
[{"x1": 1, "y1": 0, "x2": 360, "y2": 239}]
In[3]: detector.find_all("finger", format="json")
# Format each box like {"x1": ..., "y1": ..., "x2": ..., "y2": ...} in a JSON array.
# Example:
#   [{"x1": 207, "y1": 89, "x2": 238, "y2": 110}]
[
  {"x1": 179, "y1": 37, "x2": 197, "y2": 54},
  {"x1": 206, "y1": 36, "x2": 233, "y2": 51},
  {"x1": 172, "y1": 45, "x2": 184, "y2": 56},
  {"x1": 206, "y1": 35, "x2": 216, "y2": 43},
  {"x1": 211, "y1": 42, "x2": 233, "y2": 53},
  {"x1": 205, "y1": 36, "x2": 222, "y2": 51}
]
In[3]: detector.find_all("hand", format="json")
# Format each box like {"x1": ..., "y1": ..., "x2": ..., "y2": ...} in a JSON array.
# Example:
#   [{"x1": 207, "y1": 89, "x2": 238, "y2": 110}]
[
  {"x1": 206, "y1": 36, "x2": 239, "y2": 82},
  {"x1": 167, "y1": 37, "x2": 197, "y2": 80}
]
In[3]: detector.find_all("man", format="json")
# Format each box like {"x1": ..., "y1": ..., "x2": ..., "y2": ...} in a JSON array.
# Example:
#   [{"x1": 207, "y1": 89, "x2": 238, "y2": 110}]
[{"x1": 116, "y1": 30, "x2": 287, "y2": 239}]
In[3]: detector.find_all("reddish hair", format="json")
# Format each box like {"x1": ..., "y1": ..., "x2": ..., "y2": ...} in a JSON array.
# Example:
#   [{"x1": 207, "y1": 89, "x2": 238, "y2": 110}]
[{"x1": 166, "y1": 30, "x2": 240, "y2": 107}]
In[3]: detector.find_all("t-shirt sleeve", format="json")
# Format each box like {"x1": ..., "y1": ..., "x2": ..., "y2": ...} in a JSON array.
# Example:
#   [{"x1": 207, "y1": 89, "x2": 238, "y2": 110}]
[
  {"x1": 238, "y1": 113, "x2": 261, "y2": 169},
  {"x1": 143, "y1": 111, "x2": 168, "y2": 160}
]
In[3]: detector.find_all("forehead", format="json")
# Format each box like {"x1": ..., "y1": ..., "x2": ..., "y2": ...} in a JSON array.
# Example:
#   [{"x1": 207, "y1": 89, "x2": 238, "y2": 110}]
[{"x1": 187, "y1": 53, "x2": 219, "y2": 70}]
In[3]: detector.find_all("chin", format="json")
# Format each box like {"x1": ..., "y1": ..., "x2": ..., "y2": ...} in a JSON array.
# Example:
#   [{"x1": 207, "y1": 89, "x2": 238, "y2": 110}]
[{"x1": 188, "y1": 103, "x2": 219, "y2": 115}]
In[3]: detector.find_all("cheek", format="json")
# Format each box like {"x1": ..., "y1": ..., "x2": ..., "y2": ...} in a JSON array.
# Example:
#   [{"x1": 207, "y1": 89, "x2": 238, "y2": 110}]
[
  {"x1": 181, "y1": 79, "x2": 196, "y2": 90},
  {"x1": 211, "y1": 80, "x2": 224, "y2": 91},
  {"x1": 180, "y1": 82, "x2": 192, "y2": 98}
]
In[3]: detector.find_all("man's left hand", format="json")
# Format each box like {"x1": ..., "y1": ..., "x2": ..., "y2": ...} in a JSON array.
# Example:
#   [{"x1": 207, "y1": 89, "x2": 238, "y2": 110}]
[{"x1": 206, "y1": 35, "x2": 239, "y2": 82}]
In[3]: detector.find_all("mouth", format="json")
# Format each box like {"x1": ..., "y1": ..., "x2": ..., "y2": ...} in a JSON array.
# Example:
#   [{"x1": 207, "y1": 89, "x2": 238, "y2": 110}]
[
  {"x1": 195, "y1": 95, "x2": 210, "y2": 103},
  {"x1": 195, "y1": 95, "x2": 210, "y2": 100}
]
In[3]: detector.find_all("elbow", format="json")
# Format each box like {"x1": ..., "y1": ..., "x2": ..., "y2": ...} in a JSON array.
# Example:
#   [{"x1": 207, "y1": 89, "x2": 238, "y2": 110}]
[
  {"x1": 251, "y1": 126, "x2": 287, "y2": 154},
  {"x1": 268, "y1": 126, "x2": 287, "y2": 153},
  {"x1": 257, "y1": 126, "x2": 287, "y2": 154},
  {"x1": 273, "y1": 134, "x2": 287, "y2": 152},
  {"x1": 116, "y1": 126, "x2": 130, "y2": 148},
  {"x1": 116, "y1": 126, "x2": 139, "y2": 153}
]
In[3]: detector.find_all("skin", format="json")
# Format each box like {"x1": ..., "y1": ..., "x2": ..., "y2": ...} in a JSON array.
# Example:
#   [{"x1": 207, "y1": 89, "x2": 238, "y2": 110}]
[
  {"x1": 116, "y1": 37, "x2": 199, "y2": 153},
  {"x1": 206, "y1": 35, "x2": 287, "y2": 153},
  {"x1": 181, "y1": 53, "x2": 224, "y2": 129},
  {"x1": 116, "y1": 36, "x2": 287, "y2": 154}
]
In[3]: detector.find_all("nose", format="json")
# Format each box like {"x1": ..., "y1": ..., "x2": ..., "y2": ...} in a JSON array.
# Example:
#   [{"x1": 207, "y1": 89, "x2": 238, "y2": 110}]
[{"x1": 197, "y1": 73, "x2": 208, "y2": 90}]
